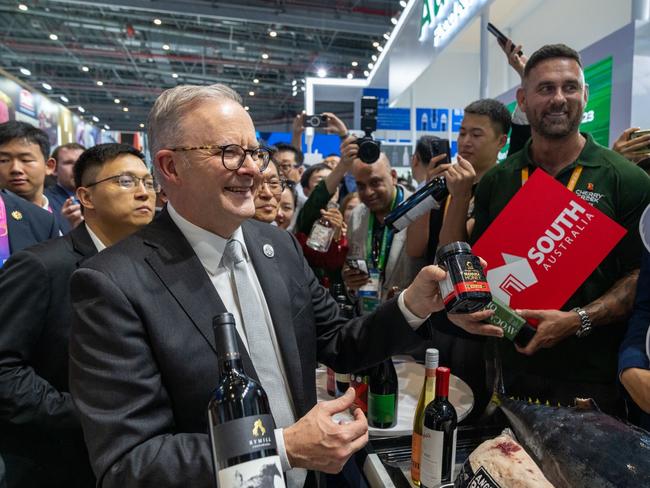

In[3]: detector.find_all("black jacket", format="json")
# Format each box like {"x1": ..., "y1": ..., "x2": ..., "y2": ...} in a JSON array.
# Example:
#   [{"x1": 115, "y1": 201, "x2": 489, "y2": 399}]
[{"x1": 0, "y1": 224, "x2": 97, "y2": 487}]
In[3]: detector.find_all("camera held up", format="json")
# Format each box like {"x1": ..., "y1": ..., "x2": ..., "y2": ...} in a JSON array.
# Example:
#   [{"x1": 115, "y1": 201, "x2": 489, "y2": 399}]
[{"x1": 356, "y1": 96, "x2": 381, "y2": 164}]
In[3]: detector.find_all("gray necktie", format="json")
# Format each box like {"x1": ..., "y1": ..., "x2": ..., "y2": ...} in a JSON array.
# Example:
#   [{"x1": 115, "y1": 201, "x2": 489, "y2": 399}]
[
  {"x1": 223, "y1": 238, "x2": 295, "y2": 428},
  {"x1": 223, "y1": 239, "x2": 307, "y2": 487}
]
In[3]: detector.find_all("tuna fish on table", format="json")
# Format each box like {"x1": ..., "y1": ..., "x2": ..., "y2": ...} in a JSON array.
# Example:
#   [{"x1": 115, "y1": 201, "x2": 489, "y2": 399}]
[{"x1": 496, "y1": 395, "x2": 650, "y2": 488}]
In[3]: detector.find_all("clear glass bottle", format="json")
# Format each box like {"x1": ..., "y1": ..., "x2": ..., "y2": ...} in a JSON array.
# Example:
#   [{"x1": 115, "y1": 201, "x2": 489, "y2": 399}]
[{"x1": 306, "y1": 203, "x2": 338, "y2": 252}]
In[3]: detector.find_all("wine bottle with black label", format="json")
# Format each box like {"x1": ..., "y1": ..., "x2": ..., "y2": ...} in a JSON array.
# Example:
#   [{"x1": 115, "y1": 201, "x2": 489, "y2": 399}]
[
  {"x1": 420, "y1": 367, "x2": 457, "y2": 487},
  {"x1": 367, "y1": 358, "x2": 398, "y2": 428},
  {"x1": 207, "y1": 313, "x2": 286, "y2": 488},
  {"x1": 384, "y1": 176, "x2": 448, "y2": 232}
]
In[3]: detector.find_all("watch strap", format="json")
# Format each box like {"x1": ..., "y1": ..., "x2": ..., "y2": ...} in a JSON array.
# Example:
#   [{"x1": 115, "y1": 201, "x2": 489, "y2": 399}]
[{"x1": 572, "y1": 307, "x2": 593, "y2": 338}]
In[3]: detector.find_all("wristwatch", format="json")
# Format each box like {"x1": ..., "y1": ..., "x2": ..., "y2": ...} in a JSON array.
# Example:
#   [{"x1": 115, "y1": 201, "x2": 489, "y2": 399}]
[{"x1": 572, "y1": 307, "x2": 593, "y2": 338}]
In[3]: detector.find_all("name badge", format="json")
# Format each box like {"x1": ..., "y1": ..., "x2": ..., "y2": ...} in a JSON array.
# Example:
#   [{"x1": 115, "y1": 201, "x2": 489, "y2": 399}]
[{"x1": 359, "y1": 269, "x2": 381, "y2": 313}]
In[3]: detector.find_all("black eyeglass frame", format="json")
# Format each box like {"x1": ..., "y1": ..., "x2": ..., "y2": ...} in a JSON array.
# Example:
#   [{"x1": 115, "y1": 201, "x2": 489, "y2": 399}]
[
  {"x1": 84, "y1": 173, "x2": 157, "y2": 192},
  {"x1": 259, "y1": 176, "x2": 289, "y2": 197},
  {"x1": 169, "y1": 143, "x2": 272, "y2": 172}
]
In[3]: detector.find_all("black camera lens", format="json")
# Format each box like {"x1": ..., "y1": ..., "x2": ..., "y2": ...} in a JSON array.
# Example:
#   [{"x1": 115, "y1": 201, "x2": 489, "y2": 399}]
[
  {"x1": 306, "y1": 116, "x2": 321, "y2": 127},
  {"x1": 357, "y1": 136, "x2": 381, "y2": 164}
]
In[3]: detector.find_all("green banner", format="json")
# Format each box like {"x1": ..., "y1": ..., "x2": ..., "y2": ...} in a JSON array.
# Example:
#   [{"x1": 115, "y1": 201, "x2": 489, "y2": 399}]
[{"x1": 581, "y1": 56, "x2": 613, "y2": 147}]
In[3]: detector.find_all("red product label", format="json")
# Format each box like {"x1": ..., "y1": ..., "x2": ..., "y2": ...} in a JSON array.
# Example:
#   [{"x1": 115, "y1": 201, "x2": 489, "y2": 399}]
[{"x1": 443, "y1": 281, "x2": 489, "y2": 305}]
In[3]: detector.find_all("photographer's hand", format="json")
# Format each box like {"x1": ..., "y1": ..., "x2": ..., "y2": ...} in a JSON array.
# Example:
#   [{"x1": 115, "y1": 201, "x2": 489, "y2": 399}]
[
  {"x1": 426, "y1": 154, "x2": 451, "y2": 182},
  {"x1": 324, "y1": 136, "x2": 358, "y2": 195},
  {"x1": 501, "y1": 39, "x2": 527, "y2": 80},
  {"x1": 339, "y1": 136, "x2": 360, "y2": 166},
  {"x1": 444, "y1": 156, "x2": 475, "y2": 199},
  {"x1": 291, "y1": 113, "x2": 306, "y2": 149},
  {"x1": 613, "y1": 128, "x2": 650, "y2": 164},
  {"x1": 322, "y1": 112, "x2": 348, "y2": 137}
]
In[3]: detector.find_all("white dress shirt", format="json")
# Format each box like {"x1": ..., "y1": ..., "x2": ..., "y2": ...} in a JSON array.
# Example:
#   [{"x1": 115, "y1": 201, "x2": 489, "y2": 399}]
[{"x1": 85, "y1": 224, "x2": 107, "y2": 252}]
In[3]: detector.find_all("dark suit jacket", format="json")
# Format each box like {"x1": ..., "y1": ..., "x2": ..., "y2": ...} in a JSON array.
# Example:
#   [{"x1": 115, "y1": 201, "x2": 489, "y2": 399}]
[
  {"x1": 1, "y1": 190, "x2": 58, "y2": 257},
  {"x1": 0, "y1": 224, "x2": 97, "y2": 487},
  {"x1": 45, "y1": 184, "x2": 74, "y2": 234},
  {"x1": 619, "y1": 248, "x2": 650, "y2": 430},
  {"x1": 69, "y1": 210, "x2": 424, "y2": 488}
]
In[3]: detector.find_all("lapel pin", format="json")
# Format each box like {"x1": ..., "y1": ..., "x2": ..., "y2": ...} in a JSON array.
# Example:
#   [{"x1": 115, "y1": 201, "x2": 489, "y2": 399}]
[
  {"x1": 263, "y1": 243, "x2": 274, "y2": 258},
  {"x1": 11, "y1": 210, "x2": 23, "y2": 221}
]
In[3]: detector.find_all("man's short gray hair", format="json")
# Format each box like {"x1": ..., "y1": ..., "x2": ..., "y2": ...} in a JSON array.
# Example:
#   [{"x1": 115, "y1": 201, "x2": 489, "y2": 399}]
[{"x1": 147, "y1": 84, "x2": 242, "y2": 158}]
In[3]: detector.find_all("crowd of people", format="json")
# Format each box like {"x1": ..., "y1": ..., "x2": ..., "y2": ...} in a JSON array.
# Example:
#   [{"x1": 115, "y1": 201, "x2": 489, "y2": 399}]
[{"x1": 0, "y1": 40, "x2": 649, "y2": 488}]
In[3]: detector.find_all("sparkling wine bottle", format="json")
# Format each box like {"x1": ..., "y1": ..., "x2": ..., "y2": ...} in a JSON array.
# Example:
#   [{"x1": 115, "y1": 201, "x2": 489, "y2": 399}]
[{"x1": 411, "y1": 348, "x2": 439, "y2": 486}]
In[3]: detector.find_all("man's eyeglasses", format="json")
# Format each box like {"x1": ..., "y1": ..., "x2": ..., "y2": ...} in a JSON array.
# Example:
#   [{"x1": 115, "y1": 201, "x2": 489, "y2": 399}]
[
  {"x1": 260, "y1": 177, "x2": 287, "y2": 197},
  {"x1": 278, "y1": 162, "x2": 300, "y2": 172},
  {"x1": 85, "y1": 174, "x2": 157, "y2": 192},
  {"x1": 169, "y1": 143, "x2": 272, "y2": 172}
]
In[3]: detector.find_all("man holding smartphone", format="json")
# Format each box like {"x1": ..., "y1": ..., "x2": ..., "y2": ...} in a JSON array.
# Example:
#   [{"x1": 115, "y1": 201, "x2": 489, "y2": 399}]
[
  {"x1": 406, "y1": 99, "x2": 511, "y2": 261},
  {"x1": 342, "y1": 141, "x2": 425, "y2": 312}
]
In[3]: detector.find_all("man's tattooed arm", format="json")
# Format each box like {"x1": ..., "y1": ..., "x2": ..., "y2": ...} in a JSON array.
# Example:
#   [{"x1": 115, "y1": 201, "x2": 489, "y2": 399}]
[{"x1": 585, "y1": 270, "x2": 639, "y2": 326}]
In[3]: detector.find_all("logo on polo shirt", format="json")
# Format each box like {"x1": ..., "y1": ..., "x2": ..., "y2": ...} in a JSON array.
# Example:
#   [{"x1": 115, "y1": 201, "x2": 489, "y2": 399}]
[{"x1": 575, "y1": 189, "x2": 604, "y2": 205}]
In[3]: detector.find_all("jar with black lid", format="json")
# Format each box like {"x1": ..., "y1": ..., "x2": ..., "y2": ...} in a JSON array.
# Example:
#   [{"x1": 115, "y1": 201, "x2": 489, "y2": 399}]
[{"x1": 436, "y1": 242, "x2": 491, "y2": 313}]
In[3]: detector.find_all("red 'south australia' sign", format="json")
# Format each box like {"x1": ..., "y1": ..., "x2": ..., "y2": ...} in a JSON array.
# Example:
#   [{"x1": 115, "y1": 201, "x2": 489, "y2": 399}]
[{"x1": 473, "y1": 170, "x2": 626, "y2": 311}]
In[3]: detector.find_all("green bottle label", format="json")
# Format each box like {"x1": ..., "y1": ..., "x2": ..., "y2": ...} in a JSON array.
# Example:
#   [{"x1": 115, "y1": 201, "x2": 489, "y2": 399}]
[
  {"x1": 485, "y1": 298, "x2": 526, "y2": 341},
  {"x1": 368, "y1": 392, "x2": 396, "y2": 425}
]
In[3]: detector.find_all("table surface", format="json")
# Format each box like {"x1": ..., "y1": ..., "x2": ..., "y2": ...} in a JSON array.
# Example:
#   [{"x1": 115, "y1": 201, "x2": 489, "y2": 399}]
[{"x1": 316, "y1": 360, "x2": 474, "y2": 437}]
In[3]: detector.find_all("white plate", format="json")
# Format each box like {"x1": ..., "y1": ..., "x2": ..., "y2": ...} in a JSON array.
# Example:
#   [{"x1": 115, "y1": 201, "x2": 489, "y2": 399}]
[{"x1": 316, "y1": 360, "x2": 474, "y2": 436}]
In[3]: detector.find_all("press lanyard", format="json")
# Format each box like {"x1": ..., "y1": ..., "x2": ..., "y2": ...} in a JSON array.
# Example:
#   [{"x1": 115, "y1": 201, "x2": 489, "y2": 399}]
[
  {"x1": 366, "y1": 187, "x2": 401, "y2": 272},
  {"x1": 521, "y1": 164, "x2": 583, "y2": 191},
  {"x1": 0, "y1": 196, "x2": 11, "y2": 267}
]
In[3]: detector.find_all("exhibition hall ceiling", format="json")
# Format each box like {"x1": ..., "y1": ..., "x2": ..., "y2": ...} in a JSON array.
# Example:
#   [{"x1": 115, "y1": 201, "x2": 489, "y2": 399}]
[{"x1": 0, "y1": 0, "x2": 399, "y2": 130}]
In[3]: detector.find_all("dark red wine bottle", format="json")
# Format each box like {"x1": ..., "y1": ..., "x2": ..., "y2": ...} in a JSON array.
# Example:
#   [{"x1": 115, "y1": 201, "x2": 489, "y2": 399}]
[
  {"x1": 207, "y1": 313, "x2": 286, "y2": 487},
  {"x1": 420, "y1": 367, "x2": 457, "y2": 487}
]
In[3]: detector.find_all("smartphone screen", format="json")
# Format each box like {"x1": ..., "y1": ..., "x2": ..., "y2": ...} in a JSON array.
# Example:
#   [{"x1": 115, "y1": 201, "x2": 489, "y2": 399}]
[{"x1": 431, "y1": 139, "x2": 451, "y2": 165}]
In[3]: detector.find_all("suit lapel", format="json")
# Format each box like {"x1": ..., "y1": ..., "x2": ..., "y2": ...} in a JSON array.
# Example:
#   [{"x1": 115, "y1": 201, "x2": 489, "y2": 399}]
[
  {"x1": 5, "y1": 192, "x2": 35, "y2": 253},
  {"x1": 143, "y1": 213, "x2": 227, "y2": 354},
  {"x1": 241, "y1": 221, "x2": 306, "y2": 413},
  {"x1": 69, "y1": 224, "x2": 98, "y2": 266}
]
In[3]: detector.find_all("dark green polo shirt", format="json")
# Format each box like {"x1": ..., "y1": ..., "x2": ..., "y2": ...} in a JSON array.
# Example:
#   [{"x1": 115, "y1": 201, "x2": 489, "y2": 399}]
[{"x1": 471, "y1": 133, "x2": 650, "y2": 384}]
